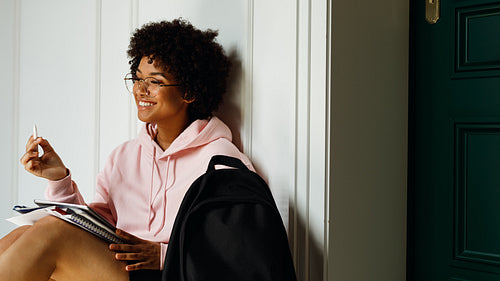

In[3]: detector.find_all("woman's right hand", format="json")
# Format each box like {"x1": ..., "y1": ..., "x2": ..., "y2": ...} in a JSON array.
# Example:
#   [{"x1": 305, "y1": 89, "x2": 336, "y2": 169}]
[{"x1": 20, "y1": 136, "x2": 68, "y2": 181}]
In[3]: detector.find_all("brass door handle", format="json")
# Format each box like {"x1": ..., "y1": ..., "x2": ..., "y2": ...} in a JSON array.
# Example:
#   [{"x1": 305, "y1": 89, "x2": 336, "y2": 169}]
[{"x1": 426, "y1": 0, "x2": 440, "y2": 24}]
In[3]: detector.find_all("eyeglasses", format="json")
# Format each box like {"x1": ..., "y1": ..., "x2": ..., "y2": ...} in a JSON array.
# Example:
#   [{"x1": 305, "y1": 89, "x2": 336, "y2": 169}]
[{"x1": 124, "y1": 73, "x2": 181, "y2": 96}]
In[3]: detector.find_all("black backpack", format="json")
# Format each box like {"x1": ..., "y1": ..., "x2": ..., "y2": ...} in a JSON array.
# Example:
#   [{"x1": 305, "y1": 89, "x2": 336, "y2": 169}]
[{"x1": 161, "y1": 155, "x2": 297, "y2": 281}]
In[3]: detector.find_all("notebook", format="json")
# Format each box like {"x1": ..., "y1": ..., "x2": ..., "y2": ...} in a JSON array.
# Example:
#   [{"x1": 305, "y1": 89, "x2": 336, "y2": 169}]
[{"x1": 8, "y1": 200, "x2": 126, "y2": 244}]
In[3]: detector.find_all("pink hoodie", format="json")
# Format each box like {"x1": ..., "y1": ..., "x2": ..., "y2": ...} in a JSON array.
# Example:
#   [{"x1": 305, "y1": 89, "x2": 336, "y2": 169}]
[{"x1": 44, "y1": 117, "x2": 254, "y2": 269}]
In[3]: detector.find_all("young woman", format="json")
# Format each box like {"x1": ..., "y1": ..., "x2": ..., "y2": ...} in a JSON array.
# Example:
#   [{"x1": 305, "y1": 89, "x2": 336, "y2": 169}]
[{"x1": 0, "y1": 19, "x2": 253, "y2": 281}]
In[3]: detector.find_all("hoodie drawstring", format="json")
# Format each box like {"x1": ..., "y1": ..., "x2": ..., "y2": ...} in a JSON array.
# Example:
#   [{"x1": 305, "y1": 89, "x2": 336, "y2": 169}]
[
  {"x1": 149, "y1": 150, "x2": 176, "y2": 235},
  {"x1": 148, "y1": 146, "x2": 156, "y2": 232},
  {"x1": 152, "y1": 155, "x2": 172, "y2": 236}
]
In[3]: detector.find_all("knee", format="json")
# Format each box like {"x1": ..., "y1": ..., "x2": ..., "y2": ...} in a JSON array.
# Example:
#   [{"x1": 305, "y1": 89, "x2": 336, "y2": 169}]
[
  {"x1": 35, "y1": 215, "x2": 65, "y2": 227},
  {"x1": 34, "y1": 215, "x2": 64, "y2": 228},
  {"x1": 18, "y1": 225, "x2": 31, "y2": 230},
  {"x1": 0, "y1": 225, "x2": 32, "y2": 254},
  {"x1": 10, "y1": 225, "x2": 31, "y2": 240},
  {"x1": 30, "y1": 216, "x2": 70, "y2": 242},
  {"x1": 14, "y1": 225, "x2": 31, "y2": 235}
]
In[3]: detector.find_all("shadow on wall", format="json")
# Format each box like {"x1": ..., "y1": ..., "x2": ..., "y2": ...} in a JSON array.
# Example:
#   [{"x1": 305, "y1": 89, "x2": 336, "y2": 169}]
[
  {"x1": 289, "y1": 205, "x2": 324, "y2": 281},
  {"x1": 216, "y1": 48, "x2": 267, "y2": 182},
  {"x1": 214, "y1": 48, "x2": 243, "y2": 153}
]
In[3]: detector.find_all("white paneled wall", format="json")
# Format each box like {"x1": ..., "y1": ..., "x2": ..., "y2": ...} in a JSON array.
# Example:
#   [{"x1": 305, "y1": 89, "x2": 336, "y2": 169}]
[
  {"x1": 0, "y1": 0, "x2": 18, "y2": 236},
  {"x1": 0, "y1": 0, "x2": 332, "y2": 280},
  {"x1": 17, "y1": 0, "x2": 100, "y2": 204}
]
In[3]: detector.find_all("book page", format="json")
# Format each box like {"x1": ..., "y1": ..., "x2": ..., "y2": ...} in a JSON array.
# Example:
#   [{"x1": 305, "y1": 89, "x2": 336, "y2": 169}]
[{"x1": 6, "y1": 207, "x2": 51, "y2": 226}]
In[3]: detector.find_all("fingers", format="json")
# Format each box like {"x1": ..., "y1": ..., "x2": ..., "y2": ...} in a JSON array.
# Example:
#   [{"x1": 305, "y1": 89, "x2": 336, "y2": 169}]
[
  {"x1": 20, "y1": 149, "x2": 39, "y2": 166},
  {"x1": 109, "y1": 243, "x2": 157, "y2": 258},
  {"x1": 109, "y1": 244, "x2": 159, "y2": 271},
  {"x1": 124, "y1": 261, "x2": 155, "y2": 271},
  {"x1": 115, "y1": 229, "x2": 142, "y2": 243},
  {"x1": 38, "y1": 138, "x2": 55, "y2": 154},
  {"x1": 23, "y1": 157, "x2": 40, "y2": 170},
  {"x1": 25, "y1": 135, "x2": 40, "y2": 154},
  {"x1": 25, "y1": 135, "x2": 56, "y2": 156},
  {"x1": 21, "y1": 134, "x2": 42, "y2": 164},
  {"x1": 115, "y1": 251, "x2": 148, "y2": 261},
  {"x1": 109, "y1": 237, "x2": 161, "y2": 271},
  {"x1": 21, "y1": 131, "x2": 40, "y2": 152},
  {"x1": 20, "y1": 135, "x2": 68, "y2": 180},
  {"x1": 109, "y1": 243, "x2": 138, "y2": 253},
  {"x1": 20, "y1": 137, "x2": 42, "y2": 174}
]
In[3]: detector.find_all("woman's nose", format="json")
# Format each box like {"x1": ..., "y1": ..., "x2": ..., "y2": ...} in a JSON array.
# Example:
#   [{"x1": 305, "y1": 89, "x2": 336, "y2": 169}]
[{"x1": 134, "y1": 82, "x2": 150, "y2": 96}]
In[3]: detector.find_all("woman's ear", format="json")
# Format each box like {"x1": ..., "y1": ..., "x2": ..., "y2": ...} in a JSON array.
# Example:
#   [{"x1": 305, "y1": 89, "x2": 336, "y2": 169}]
[{"x1": 183, "y1": 93, "x2": 195, "y2": 104}]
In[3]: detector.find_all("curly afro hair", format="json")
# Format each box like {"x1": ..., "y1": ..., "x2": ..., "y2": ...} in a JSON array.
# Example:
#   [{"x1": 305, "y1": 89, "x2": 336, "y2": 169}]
[{"x1": 127, "y1": 19, "x2": 230, "y2": 122}]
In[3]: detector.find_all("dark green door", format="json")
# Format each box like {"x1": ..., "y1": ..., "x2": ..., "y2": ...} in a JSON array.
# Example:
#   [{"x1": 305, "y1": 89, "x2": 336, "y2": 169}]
[{"x1": 410, "y1": 0, "x2": 500, "y2": 280}]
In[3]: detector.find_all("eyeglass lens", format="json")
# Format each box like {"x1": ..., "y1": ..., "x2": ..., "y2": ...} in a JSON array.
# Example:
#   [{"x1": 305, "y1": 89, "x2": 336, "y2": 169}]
[{"x1": 125, "y1": 74, "x2": 161, "y2": 95}]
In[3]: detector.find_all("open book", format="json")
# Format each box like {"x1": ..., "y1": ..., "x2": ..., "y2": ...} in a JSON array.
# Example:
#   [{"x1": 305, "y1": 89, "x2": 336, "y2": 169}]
[{"x1": 7, "y1": 200, "x2": 126, "y2": 244}]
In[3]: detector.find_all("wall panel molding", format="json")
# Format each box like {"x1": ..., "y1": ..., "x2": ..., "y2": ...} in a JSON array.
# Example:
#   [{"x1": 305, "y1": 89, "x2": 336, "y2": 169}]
[
  {"x1": 291, "y1": 0, "x2": 331, "y2": 280},
  {"x1": 241, "y1": 0, "x2": 254, "y2": 158},
  {"x1": 11, "y1": 0, "x2": 21, "y2": 214},
  {"x1": 129, "y1": 0, "x2": 140, "y2": 139},
  {"x1": 0, "y1": 0, "x2": 21, "y2": 236},
  {"x1": 93, "y1": 0, "x2": 102, "y2": 193}
]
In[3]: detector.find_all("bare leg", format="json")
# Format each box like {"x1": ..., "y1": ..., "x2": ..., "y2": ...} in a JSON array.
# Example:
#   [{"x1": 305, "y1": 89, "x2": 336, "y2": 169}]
[
  {"x1": 0, "y1": 226, "x2": 57, "y2": 281},
  {"x1": 0, "y1": 225, "x2": 31, "y2": 254},
  {"x1": 0, "y1": 216, "x2": 129, "y2": 281}
]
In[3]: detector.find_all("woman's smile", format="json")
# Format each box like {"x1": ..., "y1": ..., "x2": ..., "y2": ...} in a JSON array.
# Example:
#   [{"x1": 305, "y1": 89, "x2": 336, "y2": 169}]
[{"x1": 138, "y1": 100, "x2": 155, "y2": 107}]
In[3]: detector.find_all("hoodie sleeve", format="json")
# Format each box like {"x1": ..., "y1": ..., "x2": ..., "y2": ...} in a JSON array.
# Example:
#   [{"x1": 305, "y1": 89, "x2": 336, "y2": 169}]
[
  {"x1": 44, "y1": 170, "x2": 86, "y2": 204},
  {"x1": 88, "y1": 170, "x2": 116, "y2": 226},
  {"x1": 87, "y1": 150, "x2": 118, "y2": 226}
]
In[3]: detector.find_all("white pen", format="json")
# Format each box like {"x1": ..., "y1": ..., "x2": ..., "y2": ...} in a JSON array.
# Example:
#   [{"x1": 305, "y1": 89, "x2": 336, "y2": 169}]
[
  {"x1": 33, "y1": 124, "x2": 39, "y2": 152},
  {"x1": 33, "y1": 124, "x2": 38, "y2": 140}
]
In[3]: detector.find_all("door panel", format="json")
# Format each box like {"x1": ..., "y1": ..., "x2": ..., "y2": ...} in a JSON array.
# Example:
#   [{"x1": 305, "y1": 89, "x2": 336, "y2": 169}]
[
  {"x1": 411, "y1": 0, "x2": 500, "y2": 280},
  {"x1": 454, "y1": 123, "x2": 500, "y2": 271}
]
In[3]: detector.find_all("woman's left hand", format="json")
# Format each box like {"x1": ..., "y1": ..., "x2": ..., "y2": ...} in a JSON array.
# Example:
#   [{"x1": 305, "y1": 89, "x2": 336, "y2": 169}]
[{"x1": 109, "y1": 229, "x2": 161, "y2": 271}]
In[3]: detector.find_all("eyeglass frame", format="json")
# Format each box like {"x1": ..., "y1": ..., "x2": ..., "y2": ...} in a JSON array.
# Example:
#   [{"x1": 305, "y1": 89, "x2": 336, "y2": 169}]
[{"x1": 124, "y1": 73, "x2": 181, "y2": 96}]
